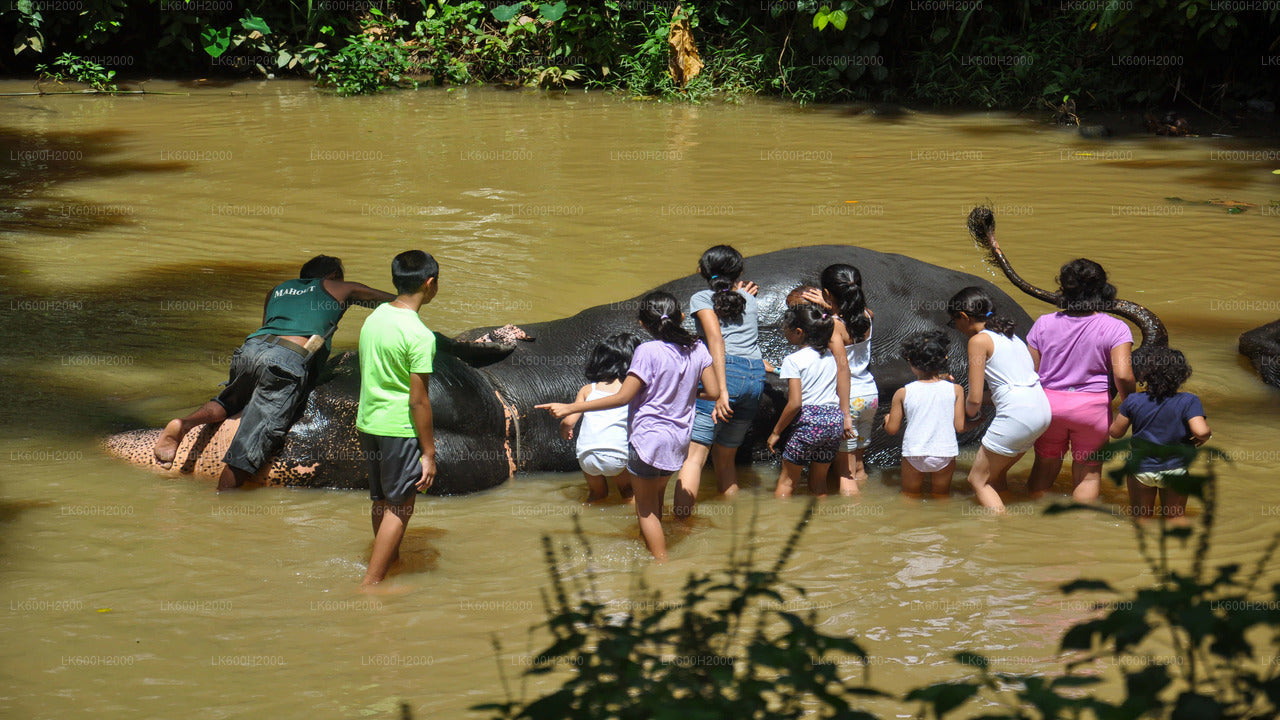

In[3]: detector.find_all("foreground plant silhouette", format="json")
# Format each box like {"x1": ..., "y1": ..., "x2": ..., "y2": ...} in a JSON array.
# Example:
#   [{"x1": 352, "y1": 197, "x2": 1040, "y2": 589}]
[{"x1": 473, "y1": 442, "x2": 1280, "y2": 719}]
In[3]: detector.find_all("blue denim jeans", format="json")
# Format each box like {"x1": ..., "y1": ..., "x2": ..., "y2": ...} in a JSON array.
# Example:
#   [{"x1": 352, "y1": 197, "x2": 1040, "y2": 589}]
[{"x1": 690, "y1": 354, "x2": 766, "y2": 448}]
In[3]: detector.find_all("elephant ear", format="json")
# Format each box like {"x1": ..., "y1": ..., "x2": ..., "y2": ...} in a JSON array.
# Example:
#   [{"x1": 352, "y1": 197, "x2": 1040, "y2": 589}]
[{"x1": 433, "y1": 331, "x2": 517, "y2": 368}]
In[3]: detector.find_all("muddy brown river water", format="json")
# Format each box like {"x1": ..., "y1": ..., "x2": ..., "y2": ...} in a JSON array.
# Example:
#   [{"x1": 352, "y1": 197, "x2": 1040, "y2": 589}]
[{"x1": 1, "y1": 80, "x2": 1278, "y2": 718}]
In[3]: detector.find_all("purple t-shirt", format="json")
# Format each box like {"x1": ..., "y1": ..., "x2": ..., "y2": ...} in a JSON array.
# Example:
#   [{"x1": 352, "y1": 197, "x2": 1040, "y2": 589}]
[
  {"x1": 1027, "y1": 312, "x2": 1132, "y2": 393},
  {"x1": 1118, "y1": 392, "x2": 1206, "y2": 472},
  {"x1": 627, "y1": 339, "x2": 712, "y2": 472}
]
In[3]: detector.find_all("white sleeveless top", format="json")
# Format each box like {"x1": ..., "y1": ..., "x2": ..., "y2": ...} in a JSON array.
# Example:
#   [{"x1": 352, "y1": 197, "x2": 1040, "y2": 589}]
[
  {"x1": 575, "y1": 384, "x2": 628, "y2": 456},
  {"x1": 845, "y1": 318, "x2": 878, "y2": 398},
  {"x1": 902, "y1": 380, "x2": 959, "y2": 457},
  {"x1": 981, "y1": 330, "x2": 1042, "y2": 402}
]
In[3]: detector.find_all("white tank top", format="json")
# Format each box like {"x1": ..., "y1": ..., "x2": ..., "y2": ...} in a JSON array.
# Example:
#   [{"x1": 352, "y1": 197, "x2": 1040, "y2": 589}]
[
  {"x1": 575, "y1": 384, "x2": 629, "y2": 455},
  {"x1": 981, "y1": 330, "x2": 1041, "y2": 402},
  {"x1": 845, "y1": 318, "x2": 878, "y2": 397},
  {"x1": 902, "y1": 380, "x2": 959, "y2": 457}
]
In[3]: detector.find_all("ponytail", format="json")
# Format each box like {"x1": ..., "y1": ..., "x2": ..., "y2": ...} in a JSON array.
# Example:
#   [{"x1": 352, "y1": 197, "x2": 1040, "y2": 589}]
[
  {"x1": 947, "y1": 286, "x2": 1017, "y2": 338},
  {"x1": 638, "y1": 291, "x2": 698, "y2": 347},
  {"x1": 820, "y1": 263, "x2": 870, "y2": 341},
  {"x1": 783, "y1": 303, "x2": 835, "y2": 353},
  {"x1": 699, "y1": 245, "x2": 746, "y2": 325}
]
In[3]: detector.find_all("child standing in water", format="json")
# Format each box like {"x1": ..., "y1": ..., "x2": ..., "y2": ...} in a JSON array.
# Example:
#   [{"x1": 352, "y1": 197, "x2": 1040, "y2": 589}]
[
  {"x1": 947, "y1": 287, "x2": 1052, "y2": 513},
  {"x1": 675, "y1": 245, "x2": 767, "y2": 519},
  {"x1": 538, "y1": 292, "x2": 716, "y2": 561},
  {"x1": 883, "y1": 331, "x2": 964, "y2": 498},
  {"x1": 803, "y1": 264, "x2": 878, "y2": 495},
  {"x1": 558, "y1": 333, "x2": 642, "y2": 503},
  {"x1": 1109, "y1": 346, "x2": 1210, "y2": 520},
  {"x1": 769, "y1": 304, "x2": 843, "y2": 498}
]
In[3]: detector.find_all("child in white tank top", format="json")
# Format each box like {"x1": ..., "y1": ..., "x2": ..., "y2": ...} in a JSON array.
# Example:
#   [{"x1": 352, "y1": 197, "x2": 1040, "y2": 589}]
[
  {"x1": 558, "y1": 334, "x2": 641, "y2": 502},
  {"x1": 884, "y1": 331, "x2": 964, "y2": 497}
]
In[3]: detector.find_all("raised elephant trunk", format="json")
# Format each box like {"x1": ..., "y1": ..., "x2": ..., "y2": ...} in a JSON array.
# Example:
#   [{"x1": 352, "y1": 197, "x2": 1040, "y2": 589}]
[{"x1": 966, "y1": 205, "x2": 1169, "y2": 350}]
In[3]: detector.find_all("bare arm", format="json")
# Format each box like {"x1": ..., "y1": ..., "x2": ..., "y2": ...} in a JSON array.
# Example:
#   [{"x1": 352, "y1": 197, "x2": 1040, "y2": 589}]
[
  {"x1": 1188, "y1": 416, "x2": 1211, "y2": 445},
  {"x1": 409, "y1": 372, "x2": 436, "y2": 491},
  {"x1": 538, "y1": 375, "x2": 644, "y2": 418},
  {"x1": 559, "y1": 385, "x2": 592, "y2": 440},
  {"x1": 830, "y1": 321, "x2": 853, "y2": 435},
  {"x1": 695, "y1": 308, "x2": 732, "y2": 421},
  {"x1": 953, "y1": 383, "x2": 966, "y2": 433},
  {"x1": 965, "y1": 333, "x2": 993, "y2": 419},
  {"x1": 1029, "y1": 346, "x2": 1041, "y2": 372},
  {"x1": 1110, "y1": 342, "x2": 1135, "y2": 403},
  {"x1": 1108, "y1": 411, "x2": 1130, "y2": 438},
  {"x1": 325, "y1": 279, "x2": 396, "y2": 308},
  {"x1": 883, "y1": 387, "x2": 906, "y2": 435},
  {"x1": 768, "y1": 378, "x2": 804, "y2": 452},
  {"x1": 697, "y1": 363, "x2": 721, "y2": 402}
]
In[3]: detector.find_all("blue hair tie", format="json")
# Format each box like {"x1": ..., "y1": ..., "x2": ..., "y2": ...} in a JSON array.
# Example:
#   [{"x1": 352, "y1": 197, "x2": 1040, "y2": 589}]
[
  {"x1": 985, "y1": 311, "x2": 994, "y2": 317},
  {"x1": 710, "y1": 275, "x2": 720, "y2": 280}
]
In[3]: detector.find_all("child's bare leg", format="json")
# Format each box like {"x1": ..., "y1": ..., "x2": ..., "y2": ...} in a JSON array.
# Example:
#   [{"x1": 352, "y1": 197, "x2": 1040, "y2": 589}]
[
  {"x1": 673, "y1": 442, "x2": 710, "y2": 520},
  {"x1": 1125, "y1": 476, "x2": 1157, "y2": 520},
  {"x1": 710, "y1": 443, "x2": 740, "y2": 496},
  {"x1": 1161, "y1": 488, "x2": 1188, "y2": 520},
  {"x1": 615, "y1": 470, "x2": 635, "y2": 502},
  {"x1": 968, "y1": 447, "x2": 1014, "y2": 512},
  {"x1": 809, "y1": 461, "x2": 832, "y2": 497},
  {"x1": 371, "y1": 501, "x2": 399, "y2": 562},
  {"x1": 931, "y1": 459, "x2": 956, "y2": 498},
  {"x1": 632, "y1": 475, "x2": 670, "y2": 561},
  {"x1": 362, "y1": 496, "x2": 415, "y2": 587},
  {"x1": 834, "y1": 451, "x2": 859, "y2": 496},
  {"x1": 853, "y1": 447, "x2": 869, "y2": 483},
  {"x1": 584, "y1": 474, "x2": 608, "y2": 503},
  {"x1": 900, "y1": 460, "x2": 924, "y2": 497},
  {"x1": 154, "y1": 401, "x2": 228, "y2": 468},
  {"x1": 1070, "y1": 460, "x2": 1102, "y2": 503},
  {"x1": 775, "y1": 461, "x2": 803, "y2": 498}
]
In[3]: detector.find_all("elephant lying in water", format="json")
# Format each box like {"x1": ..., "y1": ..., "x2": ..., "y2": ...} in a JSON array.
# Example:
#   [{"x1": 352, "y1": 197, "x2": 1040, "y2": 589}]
[
  {"x1": 103, "y1": 245, "x2": 1039, "y2": 495},
  {"x1": 1240, "y1": 320, "x2": 1280, "y2": 388}
]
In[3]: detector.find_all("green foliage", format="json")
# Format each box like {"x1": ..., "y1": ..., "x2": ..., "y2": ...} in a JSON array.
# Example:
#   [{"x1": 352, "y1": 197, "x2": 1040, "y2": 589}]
[
  {"x1": 35, "y1": 52, "x2": 117, "y2": 91},
  {"x1": 479, "y1": 443, "x2": 1280, "y2": 719},
  {"x1": 316, "y1": 12, "x2": 416, "y2": 95}
]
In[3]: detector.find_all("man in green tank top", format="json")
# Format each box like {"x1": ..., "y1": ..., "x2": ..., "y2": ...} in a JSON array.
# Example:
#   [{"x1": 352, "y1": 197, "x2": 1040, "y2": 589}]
[{"x1": 153, "y1": 255, "x2": 395, "y2": 491}]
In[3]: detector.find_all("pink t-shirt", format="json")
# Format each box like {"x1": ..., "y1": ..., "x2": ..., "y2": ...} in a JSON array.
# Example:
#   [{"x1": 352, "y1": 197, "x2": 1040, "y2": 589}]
[
  {"x1": 1026, "y1": 312, "x2": 1132, "y2": 393},
  {"x1": 627, "y1": 339, "x2": 712, "y2": 472}
]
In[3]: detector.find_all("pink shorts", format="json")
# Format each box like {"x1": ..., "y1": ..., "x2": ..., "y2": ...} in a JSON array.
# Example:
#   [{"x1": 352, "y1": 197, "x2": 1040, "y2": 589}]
[{"x1": 1035, "y1": 389, "x2": 1110, "y2": 463}]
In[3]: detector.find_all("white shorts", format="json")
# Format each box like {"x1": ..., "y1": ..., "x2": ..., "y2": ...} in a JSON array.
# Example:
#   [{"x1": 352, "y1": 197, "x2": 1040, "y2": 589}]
[
  {"x1": 905, "y1": 455, "x2": 955, "y2": 473},
  {"x1": 578, "y1": 450, "x2": 628, "y2": 478},
  {"x1": 840, "y1": 393, "x2": 880, "y2": 453},
  {"x1": 982, "y1": 386, "x2": 1052, "y2": 457}
]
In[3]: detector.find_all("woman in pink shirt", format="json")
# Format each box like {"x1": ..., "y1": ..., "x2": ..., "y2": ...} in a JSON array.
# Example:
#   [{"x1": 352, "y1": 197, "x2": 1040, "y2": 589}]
[{"x1": 1025, "y1": 259, "x2": 1136, "y2": 501}]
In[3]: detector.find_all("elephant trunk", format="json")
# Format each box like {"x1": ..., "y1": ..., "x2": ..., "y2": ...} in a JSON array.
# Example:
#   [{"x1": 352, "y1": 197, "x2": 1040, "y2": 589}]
[{"x1": 966, "y1": 206, "x2": 1168, "y2": 349}]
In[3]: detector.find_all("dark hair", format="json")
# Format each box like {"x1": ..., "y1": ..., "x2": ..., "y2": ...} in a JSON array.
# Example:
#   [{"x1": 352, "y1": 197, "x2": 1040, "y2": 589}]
[
  {"x1": 300, "y1": 255, "x2": 344, "y2": 280},
  {"x1": 698, "y1": 245, "x2": 746, "y2": 325},
  {"x1": 391, "y1": 250, "x2": 440, "y2": 294},
  {"x1": 786, "y1": 284, "x2": 818, "y2": 307},
  {"x1": 638, "y1": 291, "x2": 698, "y2": 347},
  {"x1": 947, "y1": 286, "x2": 1017, "y2": 338},
  {"x1": 1057, "y1": 258, "x2": 1116, "y2": 313},
  {"x1": 901, "y1": 330, "x2": 951, "y2": 377},
  {"x1": 782, "y1": 303, "x2": 835, "y2": 353},
  {"x1": 1133, "y1": 345, "x2": 1192, "y2": 402},
  {"x1": 585, "y1": 332, "x2": 641, "y2": 383},
  {"x1": 819, "y1": 264, "x2": 870, "y2": 342}
]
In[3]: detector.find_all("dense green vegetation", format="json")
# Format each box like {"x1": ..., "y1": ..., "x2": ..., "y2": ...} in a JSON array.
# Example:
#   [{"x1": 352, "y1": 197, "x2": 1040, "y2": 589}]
[
  {"x1": 475, "y1": 443, "x2": 1280, "y2": 718},
  {"x1": 4, "y1": 1, "x2": 1278, "y2": 109}
]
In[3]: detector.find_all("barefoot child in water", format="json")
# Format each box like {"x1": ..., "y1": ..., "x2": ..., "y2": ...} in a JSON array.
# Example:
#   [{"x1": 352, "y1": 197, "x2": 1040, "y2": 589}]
[
  {"x1": 883, "y1": 331, "x2": 964, "y2": 498},
  {"x1": 1109, "y1": 346, "x2": 1211, "y2": 520},
  {"x1": 769, "y1": 304, "x2": 843, "y2": 498},
  {"x1": 539, "y1": 292, "x2": 716, "y2": 561},
  {"x1": 558, "y1": 333, "x2": 641, "y2": 503}
]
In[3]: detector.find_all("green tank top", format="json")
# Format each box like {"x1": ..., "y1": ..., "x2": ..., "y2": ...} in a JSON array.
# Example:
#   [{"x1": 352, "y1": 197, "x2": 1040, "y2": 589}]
[{"x1": 246, "y1": 278, "x2": 346, "y2": 349}]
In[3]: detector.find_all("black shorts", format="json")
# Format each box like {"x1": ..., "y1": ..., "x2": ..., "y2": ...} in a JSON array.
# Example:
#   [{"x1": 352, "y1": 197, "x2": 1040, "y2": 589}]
[
  {"x1": 214, "y1": 336, "x2": 311, "y2": 474},
  {"x1": 358, "y1": 432, "x2": 423, "y2": 504}
]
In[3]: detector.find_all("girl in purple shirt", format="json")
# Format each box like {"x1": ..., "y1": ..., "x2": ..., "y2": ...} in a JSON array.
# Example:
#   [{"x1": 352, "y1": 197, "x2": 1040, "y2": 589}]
[
  {"x1": 1026, "y1": 259, "x2": 1136, "y2": 503},
  {"x1": 539, "y1": 292, "x2": 716, "y2": 562}
]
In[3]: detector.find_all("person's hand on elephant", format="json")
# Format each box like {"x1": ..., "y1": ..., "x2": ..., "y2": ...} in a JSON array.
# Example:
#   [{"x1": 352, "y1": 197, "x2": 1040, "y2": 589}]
[
  {"x1": 800, "y1": 288, "x2": 831, "y2": 309},
  {"x1": 733, "y1": 280, "x2": 759, "y2": 296},
  {"x1": 713, "y1": 394, "x2": 734, "y2": 423},
  {"x1": 417, "y1": 455, "x2": 436, "y2": 492}
]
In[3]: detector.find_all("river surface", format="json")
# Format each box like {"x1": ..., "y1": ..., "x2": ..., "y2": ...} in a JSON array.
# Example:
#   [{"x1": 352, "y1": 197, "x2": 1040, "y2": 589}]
[{"x1": 2, "y1": 80, "x2": 1278, "y2": 718}]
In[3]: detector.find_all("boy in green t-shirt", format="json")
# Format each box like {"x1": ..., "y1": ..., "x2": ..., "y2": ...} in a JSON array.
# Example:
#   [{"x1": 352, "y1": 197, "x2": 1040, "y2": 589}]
[{"x1": 356, "y1": 250, "x2": 440, "y2": 588}]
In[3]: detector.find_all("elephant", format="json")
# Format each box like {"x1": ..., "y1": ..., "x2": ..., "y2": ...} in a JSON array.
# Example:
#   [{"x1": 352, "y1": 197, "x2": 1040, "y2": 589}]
[
  {"x1": 103, "y1": 244, "x2": 1040, "y2": 495},
  {"x1": 1240, "y1": 320, "x2": 1280, "y2": 388}
]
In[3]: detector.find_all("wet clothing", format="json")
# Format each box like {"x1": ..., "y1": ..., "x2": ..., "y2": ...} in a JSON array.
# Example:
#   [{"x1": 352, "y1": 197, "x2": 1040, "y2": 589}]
[
  {"x1": 358, "y1": 433, "x2": 423, "y2": 504},
  {"x1": 626, "y1": 340, "x2": 712, "y2": 473},
  {"x1": 1026, "y1": 312, "x2": 1131, "y2": 393},
  {"x1": 782, "y1": 404, "x2": 844, "y2": 465},
  {"x1": 246, "y1": 278, "x2": 346, "y2": 353},
  {"x1": 215, "y1": 336, "x2": 311, "y2": 474},
  {"x1": 1117, "y1": 391, "x2": 1206, "y2": 472},
  {"x1": 901, "y1": 380, "x2": 959, "y2": 459},
  {"x1": 691, "y1": 355, "x2": 766, "y2": 449},
  {"x1": 979, "y1": 330, "x2": 1051, "y2": 457},
  {"x1": 689, "y1": 289, "x2": 761, "y2": 360},
  {"x1": 576, "y1": 384, "x2": 629, "y2": 477}
]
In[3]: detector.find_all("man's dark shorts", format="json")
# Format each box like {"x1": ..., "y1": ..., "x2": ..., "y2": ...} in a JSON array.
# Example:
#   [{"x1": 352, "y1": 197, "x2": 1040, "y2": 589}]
[
  {"x1": 358, "y1": 432, "x2": 423, "y2": 504},
  {"x1": 214, "y1": 336, "x2": 311, "y2": 475}
]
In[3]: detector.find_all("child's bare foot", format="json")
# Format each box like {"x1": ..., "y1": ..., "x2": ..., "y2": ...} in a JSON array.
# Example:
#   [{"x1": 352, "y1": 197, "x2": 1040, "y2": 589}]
[{"x1": 153, "y1": 419, "x2": 184, "y2": 469}]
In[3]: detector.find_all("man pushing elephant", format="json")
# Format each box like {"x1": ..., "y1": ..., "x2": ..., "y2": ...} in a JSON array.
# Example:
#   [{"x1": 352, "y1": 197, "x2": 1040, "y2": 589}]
[{"x1": 153, "y1": 255, "x2": 395, "y2": 491}]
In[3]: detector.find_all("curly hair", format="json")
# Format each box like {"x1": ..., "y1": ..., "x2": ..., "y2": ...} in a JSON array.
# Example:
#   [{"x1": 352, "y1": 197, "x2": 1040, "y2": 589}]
[
  {"x1": 1133, "y1": 345, "x2": 1192, "y2": 402},
  {"x1": 901, "y1": 330, "x2": 951, "y2": 377}
]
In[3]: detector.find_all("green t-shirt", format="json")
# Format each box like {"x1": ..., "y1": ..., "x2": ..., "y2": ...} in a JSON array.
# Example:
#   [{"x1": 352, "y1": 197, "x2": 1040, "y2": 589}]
[{"x1": 356, "y1": 304, "x2": 437, "y2": 438}]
